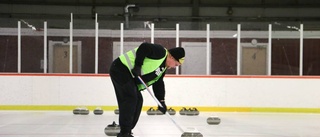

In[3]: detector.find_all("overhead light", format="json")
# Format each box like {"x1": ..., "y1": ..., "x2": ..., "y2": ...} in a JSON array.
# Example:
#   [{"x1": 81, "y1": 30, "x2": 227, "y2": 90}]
[
  {"x1": 144, "y1": 21, "x2": 152, "y2": 29},
  {"x1": 227, "y1": 7, "x2": 233, "y2": 16},
  {"x1": 20, "y1": 19, "x2": 37, "y2": 31},
  {"x1": 287, "y1": 25, "x2": 300, "y2": 31},
  {"x1": 232, "y1": 33, "x2": 237, "y2": 37}
]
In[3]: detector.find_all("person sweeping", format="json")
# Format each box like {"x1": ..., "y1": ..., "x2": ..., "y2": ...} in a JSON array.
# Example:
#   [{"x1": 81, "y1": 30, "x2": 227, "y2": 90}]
[{"x1": 109, "y1": 42, "x2": 185, "y2": 137}]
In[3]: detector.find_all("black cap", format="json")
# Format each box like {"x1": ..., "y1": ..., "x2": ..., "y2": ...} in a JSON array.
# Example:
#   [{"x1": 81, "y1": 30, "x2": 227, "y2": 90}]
[{"x1": 168, "y1": 47, "x2": 185, "y2": 64}]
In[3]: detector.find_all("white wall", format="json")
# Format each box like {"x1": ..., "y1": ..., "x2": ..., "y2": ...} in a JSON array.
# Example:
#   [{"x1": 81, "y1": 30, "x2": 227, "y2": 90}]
[{"x1": 1, "y1": 74, "x2": 319, "y2": 108}]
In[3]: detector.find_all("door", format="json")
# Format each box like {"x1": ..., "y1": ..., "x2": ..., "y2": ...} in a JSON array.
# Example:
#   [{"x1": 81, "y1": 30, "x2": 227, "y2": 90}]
[
  {"x1": 241, "y1": 44, "x2": 267, "y2": 75},
  {"x1": 181, "y1": 42, "x2": 211, "y2": 75},
  {"x1": 52, "y1": 44, "x2": 78, "y2": 73},
  {"x1": 49, "y1": 41, "x2": 82, "y2": 73}
]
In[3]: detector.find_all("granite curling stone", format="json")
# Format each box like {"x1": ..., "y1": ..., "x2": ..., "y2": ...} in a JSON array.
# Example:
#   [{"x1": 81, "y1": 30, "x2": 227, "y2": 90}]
[
  {"x1": 79, "y1": 108, "x2": 90, "y2": 115},
  {"x1": 104, "y1": 121, "x2": 120, "y2": 136},
  {"x1": 179, "y1": 107, "x2": 188, "y2": 115},
  {"x1": 207, "y1": 116, "x2": 221, "y2": 125},
  {"x1": 73, "y1": 107, "x2": 81, "y2": 115},
  {"x1": 147, "y1": 107, "x2": 157, "y2": 115},
  {"x1": 168, "y1": 107, "x2": 176, "y2": 115},
  {"x1": 181, "y1": 128, "x2": 203, "y2": 137},
  {"x1": 114, "y1": 108, "x2": 119, "y2": 115},
  {"x1": 93, "y1": 107, "x2": 103, "y2": 115},
  {"x1": 185, "y1": 108, "x2": 199, "y2": 116}
]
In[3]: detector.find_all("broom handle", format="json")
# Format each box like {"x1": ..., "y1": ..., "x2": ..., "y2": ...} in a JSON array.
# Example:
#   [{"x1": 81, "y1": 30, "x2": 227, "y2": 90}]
[{"x1": 137, "y1": 76, "x2": 184, "y2": 133}]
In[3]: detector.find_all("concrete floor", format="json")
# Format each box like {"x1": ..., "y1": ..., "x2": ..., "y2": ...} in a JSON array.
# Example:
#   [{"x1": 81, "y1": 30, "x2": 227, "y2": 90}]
[{"x1": 0, "y1": 110, "x2": 320, "y2": 137}]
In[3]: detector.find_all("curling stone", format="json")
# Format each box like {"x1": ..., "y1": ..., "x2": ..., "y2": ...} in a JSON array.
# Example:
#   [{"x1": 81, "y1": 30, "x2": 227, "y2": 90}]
[
  {"x1": 93, "y1": 107, "x2": 103, "y2": 115},
  {"x1": 207, "y1": 116, "x2": 221, "y2": 125},
  {"x1": 185, "y1": 108, "x2": 199, "y2": 116},
  {"x1": 104, "y1": 121, "x2": 120, "y2": 136},
  {"x1": 181, "y1": 128, "x2": 203, "y2": 137},
  {"x1": 147, "y1": 107, "x2": 157, "y2": 115},
  {"x1": 179, "y1": 107, "x2": 188, "y2": 115},
  {"x1": 185, "y1": 108, "x2": 195, "y2": 116},
  {"x1": 192, "y1": 108, "x2": 199, "y2": 115},
  {"x1": 168, "y1": 108, "x2": 176, "y2": 115},
  {"x1": 114, "y1": 108, "x2": 119, "y2": 115},
  {"x1": 181, "y1": 131, "x2": 203, "y2": 137},
  {"x1": 80, "y1": 108, "x2": 89, "y2": 115},
  {"x1": 73, "y1": 107, "x2": 81, "y2": 115},
  {"x1": 155, "y1": 108, "x2": 164, "y2": 115}
]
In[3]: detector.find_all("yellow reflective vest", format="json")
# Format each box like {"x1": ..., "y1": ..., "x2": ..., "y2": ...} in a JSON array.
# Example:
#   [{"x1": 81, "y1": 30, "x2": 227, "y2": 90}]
[{"x1": 119, "y1": 48, "x2": 167, "y2": 90}]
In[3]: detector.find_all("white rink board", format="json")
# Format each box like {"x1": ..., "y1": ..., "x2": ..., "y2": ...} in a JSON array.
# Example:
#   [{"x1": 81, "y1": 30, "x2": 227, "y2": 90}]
[{"x1": 0, "y1": 75, "x2": 320, "y2": 108}]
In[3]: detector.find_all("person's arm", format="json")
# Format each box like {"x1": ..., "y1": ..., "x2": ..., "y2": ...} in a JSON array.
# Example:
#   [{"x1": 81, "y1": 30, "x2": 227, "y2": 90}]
[
  {"x1": 153, "y1": 74, "x2": 165, "y2": 101},
  {"x1": 153, "y1": 74, "x2": 167, "y2": 114},
  {"x1": 135, "y1": 42, "x2": 166, "y2": 67},
  {"x1": 132, "y1": 43, "x2": 166, "y2": 77}
]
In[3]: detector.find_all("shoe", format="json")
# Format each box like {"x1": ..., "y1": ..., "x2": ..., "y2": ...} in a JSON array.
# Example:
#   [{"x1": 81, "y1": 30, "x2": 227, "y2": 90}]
[{"x1": 117, "y1": 132, "x2": 134, "y2": 137}]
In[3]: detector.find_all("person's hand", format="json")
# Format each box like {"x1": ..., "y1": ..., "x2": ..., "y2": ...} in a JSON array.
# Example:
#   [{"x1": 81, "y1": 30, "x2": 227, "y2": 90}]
[
  {"x1": 131, "y1": 66, "x2": 141, "y2": 77},
  {"x1": 158, "y1": 101, "x2": 167, "y2": 114}
]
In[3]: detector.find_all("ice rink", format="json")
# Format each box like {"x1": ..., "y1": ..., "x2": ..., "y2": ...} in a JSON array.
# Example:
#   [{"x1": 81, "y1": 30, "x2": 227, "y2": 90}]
[{"x1": 0, "y1": 110, "x2": 319, "y2": 137}]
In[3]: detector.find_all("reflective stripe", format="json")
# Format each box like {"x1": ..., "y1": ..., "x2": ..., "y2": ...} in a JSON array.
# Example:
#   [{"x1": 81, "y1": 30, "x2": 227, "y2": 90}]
[
  {"x1": 123, "y1": 49, "x2": 145, "y2": 75},
  {"x1": 130, "y1": 49, "x2": 145, "y2": 75},
  {"x1": 124, "y1": 53, "x2": 133, "y2": 69},
  {"x1": 119, "y1": 48, "x2": 166, "y2": 82},
  {"x1": 131, "y1": 49, "x2": 136, "y2": 57}
]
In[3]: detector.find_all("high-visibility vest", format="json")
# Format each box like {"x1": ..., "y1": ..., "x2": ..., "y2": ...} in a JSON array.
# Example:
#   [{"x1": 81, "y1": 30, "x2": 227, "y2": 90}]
[{"x1": 119, "y1": 47, "x2": 167, "y2": 90}]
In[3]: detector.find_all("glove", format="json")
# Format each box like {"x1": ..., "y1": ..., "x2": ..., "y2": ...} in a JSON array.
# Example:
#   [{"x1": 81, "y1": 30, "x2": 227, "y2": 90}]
[
  {"x1": 158, "y1": 101, "x2": 167, "y2": 114},
  {"x1": 131, "y1": 66, "x2": 141, "y2": 77}
]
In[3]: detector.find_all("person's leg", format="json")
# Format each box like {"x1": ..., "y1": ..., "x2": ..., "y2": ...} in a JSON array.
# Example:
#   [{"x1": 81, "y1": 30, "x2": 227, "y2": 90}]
[
  {"x1": 117, "y1": 81, "x2": 138, "y2": 134},
  {"x1": 131, "y1": 91, "x2": 143, "y2": 129},
  {"x1": 110, "y1": 60, "x2": 138, "y2": 135}
]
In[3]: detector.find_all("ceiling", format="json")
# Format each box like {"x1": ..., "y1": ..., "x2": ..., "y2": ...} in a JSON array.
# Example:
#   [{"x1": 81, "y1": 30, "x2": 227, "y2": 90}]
[
  {"x1": 1, "y1": 0, "x2": 320, "y2": 29},
  {"x1": 1, "y1": 0, "x2": 320, "y2": 8}
]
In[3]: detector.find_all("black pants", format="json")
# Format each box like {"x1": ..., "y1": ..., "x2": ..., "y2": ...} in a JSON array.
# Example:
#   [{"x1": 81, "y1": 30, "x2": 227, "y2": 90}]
[{"x1": 110, "y1": 58, "x2": 143, "y2": 134}]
